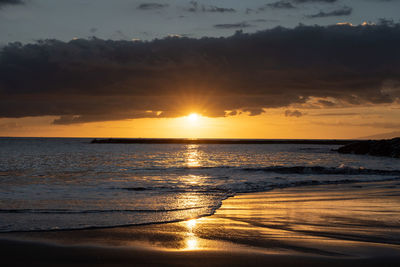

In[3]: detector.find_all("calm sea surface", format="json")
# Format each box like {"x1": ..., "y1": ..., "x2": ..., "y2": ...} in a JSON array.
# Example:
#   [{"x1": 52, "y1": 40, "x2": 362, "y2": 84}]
[{"x1": 1, "y1": 138, "x2": 399, "y2": 232}]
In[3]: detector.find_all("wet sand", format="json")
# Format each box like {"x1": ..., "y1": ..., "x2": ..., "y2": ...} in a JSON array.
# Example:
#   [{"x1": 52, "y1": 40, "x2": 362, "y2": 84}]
[{"x1": 2, "y1": 181, "x2": 400, "y2": 266}]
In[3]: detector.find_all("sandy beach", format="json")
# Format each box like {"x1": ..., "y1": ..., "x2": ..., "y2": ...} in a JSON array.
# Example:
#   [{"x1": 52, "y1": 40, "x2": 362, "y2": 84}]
[{"x1": 2, "y1": 180, "x2": 400, "y2": 266}]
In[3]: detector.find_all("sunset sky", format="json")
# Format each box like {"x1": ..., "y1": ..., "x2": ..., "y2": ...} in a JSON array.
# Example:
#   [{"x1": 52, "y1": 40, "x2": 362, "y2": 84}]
[{"x1": 1, "y1": 0, "x2": 400, "y2": 139}]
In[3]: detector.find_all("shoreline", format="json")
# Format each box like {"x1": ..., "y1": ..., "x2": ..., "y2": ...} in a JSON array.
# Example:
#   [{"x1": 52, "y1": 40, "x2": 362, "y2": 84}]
[
  {"x1": 2, "y1": 176, "x2": 399, "y2": 235},
  {"x1": 2, "y1": 180, "x2": 400, "y2": 266}
]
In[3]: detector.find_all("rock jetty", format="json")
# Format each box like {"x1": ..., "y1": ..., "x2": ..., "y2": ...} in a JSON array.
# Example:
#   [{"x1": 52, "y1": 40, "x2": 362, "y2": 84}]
[{"x1": 338, "y1": 138, "x2": 400, "y2": 158}]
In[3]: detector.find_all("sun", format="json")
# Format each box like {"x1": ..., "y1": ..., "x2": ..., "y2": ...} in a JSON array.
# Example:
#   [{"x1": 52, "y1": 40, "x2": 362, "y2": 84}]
[
  {"x1": 181, "y1": 113, "x2": 204, "y2": 134},
  {"x1": 187, "y1": 113, "x2": 199, "y2": 122}
]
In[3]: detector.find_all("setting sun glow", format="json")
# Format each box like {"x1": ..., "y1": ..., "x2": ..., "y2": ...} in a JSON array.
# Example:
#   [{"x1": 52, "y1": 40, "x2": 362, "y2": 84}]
[{"x1": 187, "y1": 113, "x2": 199, "y2": 122}]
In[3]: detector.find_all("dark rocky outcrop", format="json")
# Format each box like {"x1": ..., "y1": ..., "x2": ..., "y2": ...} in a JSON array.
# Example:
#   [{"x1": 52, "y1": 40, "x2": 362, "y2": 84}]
[{"x1": 338, "y1": 138, "x2": 400, "y2": 158}]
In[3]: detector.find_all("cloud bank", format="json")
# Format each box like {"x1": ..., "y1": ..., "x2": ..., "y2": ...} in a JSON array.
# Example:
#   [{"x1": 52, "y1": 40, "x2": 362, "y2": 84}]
[
  {"x1": 266, "y1": 1, "x2": 296, "y2": 10},
  {"x1": 0, "y1": 0, "x2": 23, "y2": 8},
  {"x1": 294, "y1": 0, "x2": 337, "y2": 3},
  {"x1": 307, "y1": 6, "x2": 352, "y2": 18},
  {"x1": 1, "y1": 23, "x2": 400, "y2": 124},
  {"x1": 186, "y1": 1, "x2": 236, "y2": 13},
  {"x1": 137, "y1": 3, "x2": 169, "y2": 10},
  {"x1": 214, "y1": 22, "x2": 252, "y2": 29},
  {"x1": 285, "y1": 110, "x2": 303, "y2": 117}
]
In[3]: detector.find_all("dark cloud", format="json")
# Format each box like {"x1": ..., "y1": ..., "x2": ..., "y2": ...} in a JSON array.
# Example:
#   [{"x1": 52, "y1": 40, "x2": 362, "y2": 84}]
[
  {"x1": 0, "y1": 0, "x2": 23, "y2": 4},
  {"x1": 267, "y1": 1, "x2": 296, "y2": 9},
  {"x1": 294, "y1": 0, "x2": 337, "y2": 3},
  {"x1": 317, "y1": 100, "x2": 335, "y2": 107},
  {"x1": 0, "y1": 0, "x2": 23, "y2": 8},
  {"x1": 205, "y1": 6, "x2": 236, "y2": 13},
  {"x1": 256, "y1": 1, "x2": 295, "y2": 12},
  {"x1": 245, "y1": 8, "x2": 255, "y2": 14},
  {"x1": 254, "y1": 0, "x2": 337, "y2": 12},
  {"x1": 1, "y1": 23, "x2": 400, "y2": 124},
  {"x1": 250, "y1": 19, "x2": 279, "y2": 23},
  {"x1": 214, "y1": 22, "x2": 253, "y2": 29},
  {"x1": 225, "y1": 110, "x2": 237, "y2": 116},
  {"x1": 285, "y1": 110, "x2": 303, "y2": 117},
  {"x1": 137, "y1": 3, "x2": 169, "y2": 10},
  {"x1": 186, "y1": 1, "x2": 236, "y2": 13},
  {"x1": 307, "y1": 6, "x2": 352, "y2": 18},
  {"x1": 312, "y1": 112, "x2": 360, "y2": 116}
]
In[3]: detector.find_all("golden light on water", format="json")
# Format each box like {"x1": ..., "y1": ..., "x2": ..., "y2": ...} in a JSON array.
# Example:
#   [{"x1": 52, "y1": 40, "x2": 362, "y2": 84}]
[
  {"x1": 173, "y1": 147, "x2": 203, "y2": 251},
  {"x1": 186, "y1": 144, "x2": 200, "y2": 168}
]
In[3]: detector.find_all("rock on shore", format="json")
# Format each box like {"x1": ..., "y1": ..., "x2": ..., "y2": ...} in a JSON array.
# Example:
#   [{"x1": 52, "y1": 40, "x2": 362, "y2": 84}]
[{"x1": 337, "y1": 138, "x2": 400, "y2": 158}]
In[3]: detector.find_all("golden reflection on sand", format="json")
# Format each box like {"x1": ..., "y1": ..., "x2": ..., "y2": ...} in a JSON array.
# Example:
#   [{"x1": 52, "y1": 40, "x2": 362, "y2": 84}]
[
  {"x1": 184, "y1": 219, "x2": 199, "y2": 250},
  {"x1": 186, "y1": 219, "x2": 197, "y2": 229},
  {"x1": 186, "y1": 235, "x2": 198, "y2": 250}
]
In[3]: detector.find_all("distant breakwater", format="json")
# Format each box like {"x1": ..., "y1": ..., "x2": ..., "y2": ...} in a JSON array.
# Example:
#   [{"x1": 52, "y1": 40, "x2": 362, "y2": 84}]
[{"x1": 91, "y1": 138, "x2": 355, "y2": 145}]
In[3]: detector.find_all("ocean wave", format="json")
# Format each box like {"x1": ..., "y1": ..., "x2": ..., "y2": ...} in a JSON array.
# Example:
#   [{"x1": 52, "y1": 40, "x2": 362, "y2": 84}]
[
  {"x1": 243, "y1": 166, "x2": 400, "y2": 175},
  {"x1": 119, "y1": 186, "x2": 231, "y2": 193},
  {"x1": 4, "y1": 165, "x2": 400, "y2": 177},
  {"x1": 0, "y1": 206, "x2": 213, "y2": 214},
  {"x1": 138, "y1": 165, "x2": 399, "y2": 175},
  {"x1": 105, "y1": 165, "x2": 400, "y2": 175},
  {"x1": 118, "y1": 176, "x2": 400, "y2": 195}
]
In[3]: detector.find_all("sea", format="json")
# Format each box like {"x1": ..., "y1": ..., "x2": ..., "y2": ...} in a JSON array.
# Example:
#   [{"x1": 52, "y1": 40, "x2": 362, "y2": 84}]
[{"x1": 1, "y1": 137, "x2": 399, "y2": 232}]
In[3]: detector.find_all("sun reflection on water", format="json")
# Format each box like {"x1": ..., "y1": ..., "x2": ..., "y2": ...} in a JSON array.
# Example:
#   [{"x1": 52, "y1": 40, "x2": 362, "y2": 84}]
[
  {"x1": 186, "y1": 144, "x2": 200, "y2": 167},
  {"x1": 178, "y1": 146, "x2": 203, "y2": 250}
]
